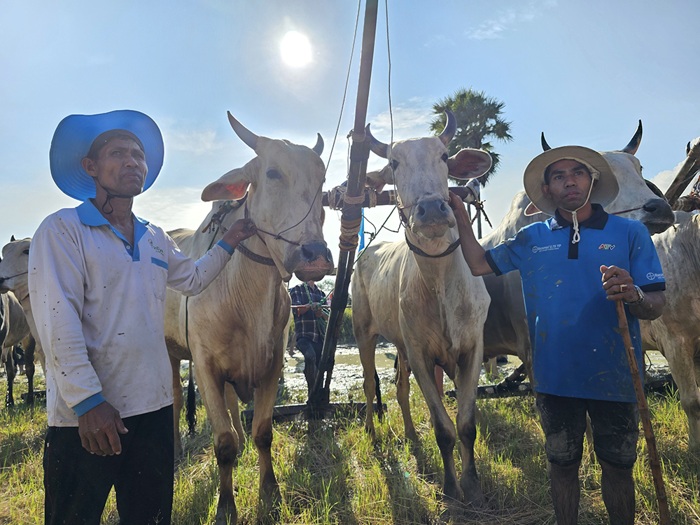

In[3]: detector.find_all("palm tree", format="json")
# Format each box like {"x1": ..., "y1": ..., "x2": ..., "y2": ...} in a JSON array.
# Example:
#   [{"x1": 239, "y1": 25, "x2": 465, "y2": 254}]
[{"x1": 430, "y1": 88, "x2": 512, "y2": 186}]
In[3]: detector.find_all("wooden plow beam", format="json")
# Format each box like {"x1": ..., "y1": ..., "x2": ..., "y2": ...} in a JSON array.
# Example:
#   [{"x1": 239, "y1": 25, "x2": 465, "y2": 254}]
[{"x1": 663, "y1": 139, "x2": 700, "y2": 208}]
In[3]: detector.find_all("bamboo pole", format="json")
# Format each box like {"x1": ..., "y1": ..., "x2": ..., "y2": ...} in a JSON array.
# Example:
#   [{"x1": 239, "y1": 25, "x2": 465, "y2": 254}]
[
  {"x1": 615, "y1": 300, "x2": 671, "y2": 524},
  {"x1": 309, "y1": 0, "x2": 379, "y2": 408}
]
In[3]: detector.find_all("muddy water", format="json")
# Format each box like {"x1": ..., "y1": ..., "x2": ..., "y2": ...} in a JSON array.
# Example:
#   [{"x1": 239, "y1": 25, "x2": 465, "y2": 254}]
[{"x1": 281, "y1": 344, "x2": 671, "y2": 401}]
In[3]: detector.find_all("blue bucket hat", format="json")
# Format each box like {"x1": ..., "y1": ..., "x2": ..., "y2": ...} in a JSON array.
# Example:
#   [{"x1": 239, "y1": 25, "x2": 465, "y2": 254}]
[{"x1": 49, "y1": 110, "x2": 164, "y2": 201}]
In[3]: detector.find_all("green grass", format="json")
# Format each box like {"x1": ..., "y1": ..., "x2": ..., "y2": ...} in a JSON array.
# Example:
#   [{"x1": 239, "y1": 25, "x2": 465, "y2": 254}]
[{"x1": 0, "y1": 370, "x2": 698, "y2": 524}]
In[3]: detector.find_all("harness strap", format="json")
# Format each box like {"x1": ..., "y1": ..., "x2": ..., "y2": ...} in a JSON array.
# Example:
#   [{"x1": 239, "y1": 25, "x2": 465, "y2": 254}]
[
  {"x1": 405, "y1": 234, "x2": 461, "y2": 258},
  {"x1": 236, "y1": 241, "x2": 276, "y2": 266}
]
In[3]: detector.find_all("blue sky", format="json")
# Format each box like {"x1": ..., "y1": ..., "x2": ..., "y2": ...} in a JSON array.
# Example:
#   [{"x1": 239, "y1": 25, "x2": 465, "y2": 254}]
[{"x1": 2, "y1": 0, "x2": 698, "y2": 277}]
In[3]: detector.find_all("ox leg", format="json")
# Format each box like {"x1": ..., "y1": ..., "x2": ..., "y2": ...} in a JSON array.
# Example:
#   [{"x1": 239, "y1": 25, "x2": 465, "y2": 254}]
[
  {"x1": 169, "y1": 355, "x2": 185, "y2": 458},
  {"x1": 357, "y1": 333, "x2": 379, "y2": 437},
  {"x1": 252, "y1": 372, "x2": 281, "y2": 519},
  {"x1": 454, "y1": 352, "x2": 485, "y2": 506},
  {"x1": 663, "y1": 341, "x2": 700, "y2": 451},
  {"x1": 412, "y1": 360, "x2": 462, "y2": 503},
  {"x1": 4, "y1": 350, "x2": 15, "y2": 408},
  {"x1": 24, "y1": 338, "x2": 36, "y2": 406},
  {"x1": 194, "y1": 366, "x2": 240, "y2": 525},
  {"x1": 225, "y1": 383, "x2": 246, "y2": 455},
  {"x1": 395, "y1": 349, "x2": 418, "y2": 442}
]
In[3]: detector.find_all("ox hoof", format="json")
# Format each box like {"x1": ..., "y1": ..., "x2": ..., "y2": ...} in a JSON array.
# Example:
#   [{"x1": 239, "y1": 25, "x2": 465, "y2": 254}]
[{"x1": 215, "y1": 500, "x2": 237, "y2": 525}]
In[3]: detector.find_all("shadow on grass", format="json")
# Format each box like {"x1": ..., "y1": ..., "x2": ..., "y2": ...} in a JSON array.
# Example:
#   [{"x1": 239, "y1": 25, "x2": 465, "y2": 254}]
[
  {"x1": 283, "y1": 418, "x2": 359, "y2": 525},
  {"x1": 0, "y1": 403, "x2": 46, "y2": 470}
]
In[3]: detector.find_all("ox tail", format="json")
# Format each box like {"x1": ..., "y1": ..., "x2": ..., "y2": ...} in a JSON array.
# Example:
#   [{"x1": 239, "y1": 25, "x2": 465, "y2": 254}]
[
  {"x1": 186, "y1": 361, "x2": 197, "y2": 436},
  {"x1": 375, "y1": 369, "x2": 384, "y2": 421}
]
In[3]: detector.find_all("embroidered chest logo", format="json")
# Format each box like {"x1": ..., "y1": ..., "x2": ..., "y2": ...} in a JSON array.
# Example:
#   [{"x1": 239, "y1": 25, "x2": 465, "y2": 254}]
[
  {"x1": 148, "y1": 238, "x2": 165, "y2": 256},
  {"x1": 598, "y1": 243, "x2": 616, "y2": 251},
  {"x1": 531, "y1": 244, "x2": 561, "y2": 253}
]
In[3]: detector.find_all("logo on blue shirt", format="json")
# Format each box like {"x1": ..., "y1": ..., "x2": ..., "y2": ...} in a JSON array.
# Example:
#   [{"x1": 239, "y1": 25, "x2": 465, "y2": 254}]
[
  {"x1": 532, "y1": 244, "x2": 561, "y2": 253},
  {"x1": 646, "y1": 272, "x2": 664, "y2": 281},
  {"x1": 598, "y1": 243, "x2": 616, "y2": 250}
]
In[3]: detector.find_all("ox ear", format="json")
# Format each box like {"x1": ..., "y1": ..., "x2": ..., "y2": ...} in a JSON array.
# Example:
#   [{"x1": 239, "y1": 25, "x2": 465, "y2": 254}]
[
  {"x1": 201, "y1": 159, "x2": 259, "y2": 202},
  {"x1": 524, "y1": 202, "x2": 542, "y2": 216},
  {"x1": 365, "y1": 164, "x2": 393, "y2": 193},
  {"x1": 447, "y1": 148, "x2": 492, "y2": 180}
]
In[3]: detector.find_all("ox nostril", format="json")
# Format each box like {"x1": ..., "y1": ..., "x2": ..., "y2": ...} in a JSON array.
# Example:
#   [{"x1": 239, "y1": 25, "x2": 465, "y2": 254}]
[{"x1": 416, "y1": 205, "x2": 426, "y2": 218}]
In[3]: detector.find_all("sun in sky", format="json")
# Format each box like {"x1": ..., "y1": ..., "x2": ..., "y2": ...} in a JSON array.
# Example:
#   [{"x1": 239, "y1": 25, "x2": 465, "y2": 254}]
[{"x1": 280, "y1": 30, "x2": 312, "y2": 68}]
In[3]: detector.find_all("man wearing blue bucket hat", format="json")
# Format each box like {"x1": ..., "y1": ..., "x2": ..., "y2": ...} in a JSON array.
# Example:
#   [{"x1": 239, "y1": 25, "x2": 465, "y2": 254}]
[{"x1": 29, "y1": 110, "x2": 256, "y2": 525}]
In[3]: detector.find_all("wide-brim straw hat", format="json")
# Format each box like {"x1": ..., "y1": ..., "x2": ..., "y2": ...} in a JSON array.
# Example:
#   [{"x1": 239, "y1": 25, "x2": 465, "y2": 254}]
[
  {"x1": 523, "y1": 145, "x2": 618, "y2": 216},
  {"x1": 49, "y1": 109, "x2": 164, "y2": 201}
]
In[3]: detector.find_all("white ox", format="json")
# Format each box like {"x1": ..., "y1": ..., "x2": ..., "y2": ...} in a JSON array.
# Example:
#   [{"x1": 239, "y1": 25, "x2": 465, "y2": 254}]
[
  {"x1": 0, "y1": 237, "x2": 45, "y2": 405},
  {"x1": 641, "y1": 136, "x2": 700, "y2": 451},
  {"x1": 163, "y1": 112, "x2": 333, "y2": 524},
  {"x1": 352, "y1": 111, "x2": 492, "y2": 504},
  {"x1": 480, "y1": 125, "x2": 675, "y2": 380},
  {"x1": 0, "y1": 290, "x2": 31, "y2": 406}
]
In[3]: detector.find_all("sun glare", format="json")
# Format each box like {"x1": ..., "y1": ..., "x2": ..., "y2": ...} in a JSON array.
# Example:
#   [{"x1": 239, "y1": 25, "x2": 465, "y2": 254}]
[{"x1": 280, "y1": 31, "x2": 312, "y2": 68}]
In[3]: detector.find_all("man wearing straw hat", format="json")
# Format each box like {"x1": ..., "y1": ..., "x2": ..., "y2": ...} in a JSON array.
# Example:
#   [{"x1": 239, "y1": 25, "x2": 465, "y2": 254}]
[
  {"x1": 29, "y1": 110, "x2": 256, "y2": 525},
  {"x1": 449, "y1": 145, "x2": 666, "y2": 524}
]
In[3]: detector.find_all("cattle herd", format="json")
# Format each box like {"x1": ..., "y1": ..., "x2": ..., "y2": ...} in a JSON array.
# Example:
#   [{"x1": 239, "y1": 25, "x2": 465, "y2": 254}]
[{"x1": 0, "y1": 112, "x2": 698, "y2": 523}]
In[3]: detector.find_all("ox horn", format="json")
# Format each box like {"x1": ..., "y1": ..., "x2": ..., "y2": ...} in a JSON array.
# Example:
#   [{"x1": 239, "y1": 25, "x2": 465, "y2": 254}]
[
  {"x1": 312, "y1": 133, "x2": 324, "y2": 156},
  {"x1": 227, "y1": 111, "x2": 258, "y2": 151},
  {"x1": 438, "y1": 109, "x2": 457, "y2": 146},
  {"x1": 366, "y1": 124, "x2": 389, "y2": 159},
  {"x1": 687, "y1": 141, "x2": 692, "y2": 156},
  {"x1": 621, "y1": 120, "x2": 643, "y2": 155},
  {"x1": 541, "y1": 132, "x2": 552, "y2": 151}
]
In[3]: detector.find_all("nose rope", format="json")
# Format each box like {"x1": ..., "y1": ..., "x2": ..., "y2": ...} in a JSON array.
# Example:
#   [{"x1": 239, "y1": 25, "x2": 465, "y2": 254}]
[{"x1": 0, "y1": 270, "x2": 29, "y2": 281}]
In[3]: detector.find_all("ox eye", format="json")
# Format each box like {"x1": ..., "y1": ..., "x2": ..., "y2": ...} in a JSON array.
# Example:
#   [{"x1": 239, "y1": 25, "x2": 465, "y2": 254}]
[
  {"x1": 266, "y1": 168, "x2": 282, "y2": 180},
  {"x1": 441, "y1": 153, "x2": 448, "y2": 162},
  {"x1": 23, "y1": 250, "x2": 29, "y2": 255},
  {"x1": 390, "y1": 159, "x2": 399, "y2": 171}
]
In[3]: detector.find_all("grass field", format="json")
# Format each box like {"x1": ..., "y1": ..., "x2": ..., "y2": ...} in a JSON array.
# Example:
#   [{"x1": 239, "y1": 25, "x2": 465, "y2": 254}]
[{"x1": 0, "y1": 365, "x2": 698, "y2": 524}]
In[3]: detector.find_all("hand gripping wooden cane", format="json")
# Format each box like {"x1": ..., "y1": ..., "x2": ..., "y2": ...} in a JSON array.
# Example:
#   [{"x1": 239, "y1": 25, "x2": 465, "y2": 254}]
[{"x1": 615, "y1": 300, "x2": 671, "y2": 524}]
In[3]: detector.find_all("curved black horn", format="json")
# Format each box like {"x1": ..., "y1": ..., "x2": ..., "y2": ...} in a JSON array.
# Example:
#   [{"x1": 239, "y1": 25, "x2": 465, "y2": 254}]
[
  {"x1": 227, "y1": 111, "x2": 259, "y2": 151},
  {"x1": 438, "y1": 110, "x2": 457, "y2": 146},
  {"x1": 540, "y1": 132, "x2": 552, "y2": 151},
  {"x1": 621, "y1": 120, "x2": 643, "y2": 155},
  {"x1": 365, "y1": 124, "x2": 389, "y2": 159},
  {"x1": 312, "y1": 133, "x2": 324, "y2": 156},
  {"x1": 687, "y1": 141, "x2": 692, "y2": 156}
]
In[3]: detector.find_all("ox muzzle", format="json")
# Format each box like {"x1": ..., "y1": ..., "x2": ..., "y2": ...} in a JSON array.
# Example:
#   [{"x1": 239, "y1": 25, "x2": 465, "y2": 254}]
[
  {"x1": 408, "y1": 197, "x2": 455, "y2": 237},
  {"x1": 292, "y1": 241, "x2": 334, "y2": 282},
  {"x1": 640, "y1": 197, "x2": 675, "y2": 235}
]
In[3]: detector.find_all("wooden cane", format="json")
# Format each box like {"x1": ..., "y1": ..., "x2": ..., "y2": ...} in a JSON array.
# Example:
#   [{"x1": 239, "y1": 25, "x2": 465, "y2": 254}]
[{"x1": 615, "y1": 300, "x2": 671, "y2": 524}]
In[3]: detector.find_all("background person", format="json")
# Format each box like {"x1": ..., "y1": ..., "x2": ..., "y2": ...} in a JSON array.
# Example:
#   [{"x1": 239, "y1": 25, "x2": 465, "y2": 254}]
[
  {"x1": 30, "y1": 110, "x2": 256, "y2": 525},
  {"x1": 289, "y1": 280, "x2": 329, "y2": 398},
  {"x1": 449, "y1": 145, "x2": 665, "y2": 525}
]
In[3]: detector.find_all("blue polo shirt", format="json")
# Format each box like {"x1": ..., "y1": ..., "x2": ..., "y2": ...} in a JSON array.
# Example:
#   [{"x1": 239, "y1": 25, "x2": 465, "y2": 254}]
[{"x1": 486, "y1": 204, "x2": 665, "y2": 402}]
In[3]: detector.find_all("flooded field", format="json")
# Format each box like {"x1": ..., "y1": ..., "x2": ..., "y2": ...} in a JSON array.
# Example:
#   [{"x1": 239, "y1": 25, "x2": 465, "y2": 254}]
[{"x1": 279, "y1": 344, "x2": 672, "y2": 401}]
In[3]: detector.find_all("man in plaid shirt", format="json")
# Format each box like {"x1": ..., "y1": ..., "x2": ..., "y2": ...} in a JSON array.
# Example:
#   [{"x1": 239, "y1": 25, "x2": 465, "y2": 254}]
[{"x1": 289, "y1": 280, "x2": 328, "y2": 398}]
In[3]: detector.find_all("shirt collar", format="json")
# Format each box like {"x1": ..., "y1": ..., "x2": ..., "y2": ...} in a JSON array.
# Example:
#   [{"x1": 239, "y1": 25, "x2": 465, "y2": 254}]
[
  {"x1": 550, "y1": 203, "x2": 608, "y2": 230},
  {"x1": 76, "y1": 200, "x2": 151, "y2": 248}
]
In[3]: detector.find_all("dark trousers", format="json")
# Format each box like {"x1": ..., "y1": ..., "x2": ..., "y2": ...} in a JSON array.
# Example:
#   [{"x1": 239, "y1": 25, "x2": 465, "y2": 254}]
[
  {"x1": 296, "y1": 337, "x2": 323, "y2": 393},
  {"x1": 44, "y1": 405, "x2": 174, "y2": 525}
]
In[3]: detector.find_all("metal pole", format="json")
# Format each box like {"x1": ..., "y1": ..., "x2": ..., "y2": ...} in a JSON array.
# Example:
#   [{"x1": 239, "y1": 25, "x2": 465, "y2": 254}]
[
  {"x1": 615, "y1": 300, "x2": 671, "y2": 524},
  {"x1": 310, "y1": 0, "x2": 379, "y2": 408}
]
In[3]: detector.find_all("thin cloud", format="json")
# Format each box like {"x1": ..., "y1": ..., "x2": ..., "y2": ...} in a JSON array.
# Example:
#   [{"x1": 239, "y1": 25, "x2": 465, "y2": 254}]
[
  {"x1": 467, "y1": 0, "x2": 557, "y2": 40},
  {"x1": 164, "y1": 129, "x2": 225, "y2": 156}
]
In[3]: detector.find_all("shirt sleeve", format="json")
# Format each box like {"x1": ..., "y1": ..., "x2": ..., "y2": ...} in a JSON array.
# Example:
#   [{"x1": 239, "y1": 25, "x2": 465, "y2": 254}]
[
  {"x1": 629, "y1": 221, "x2": 666, "y2": 292},
  {"x1": 162, "y1": 231, "x2": 233, "y2": 296},
  {"x1": 29, "y1": 215, "x2": 103, "y2": 410}
]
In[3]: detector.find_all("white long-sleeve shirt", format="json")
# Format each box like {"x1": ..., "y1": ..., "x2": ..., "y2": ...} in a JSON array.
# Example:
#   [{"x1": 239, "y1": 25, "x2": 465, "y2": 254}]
[{"x1": 29, "y1": 201, "x2": 232, "y2": 426}]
